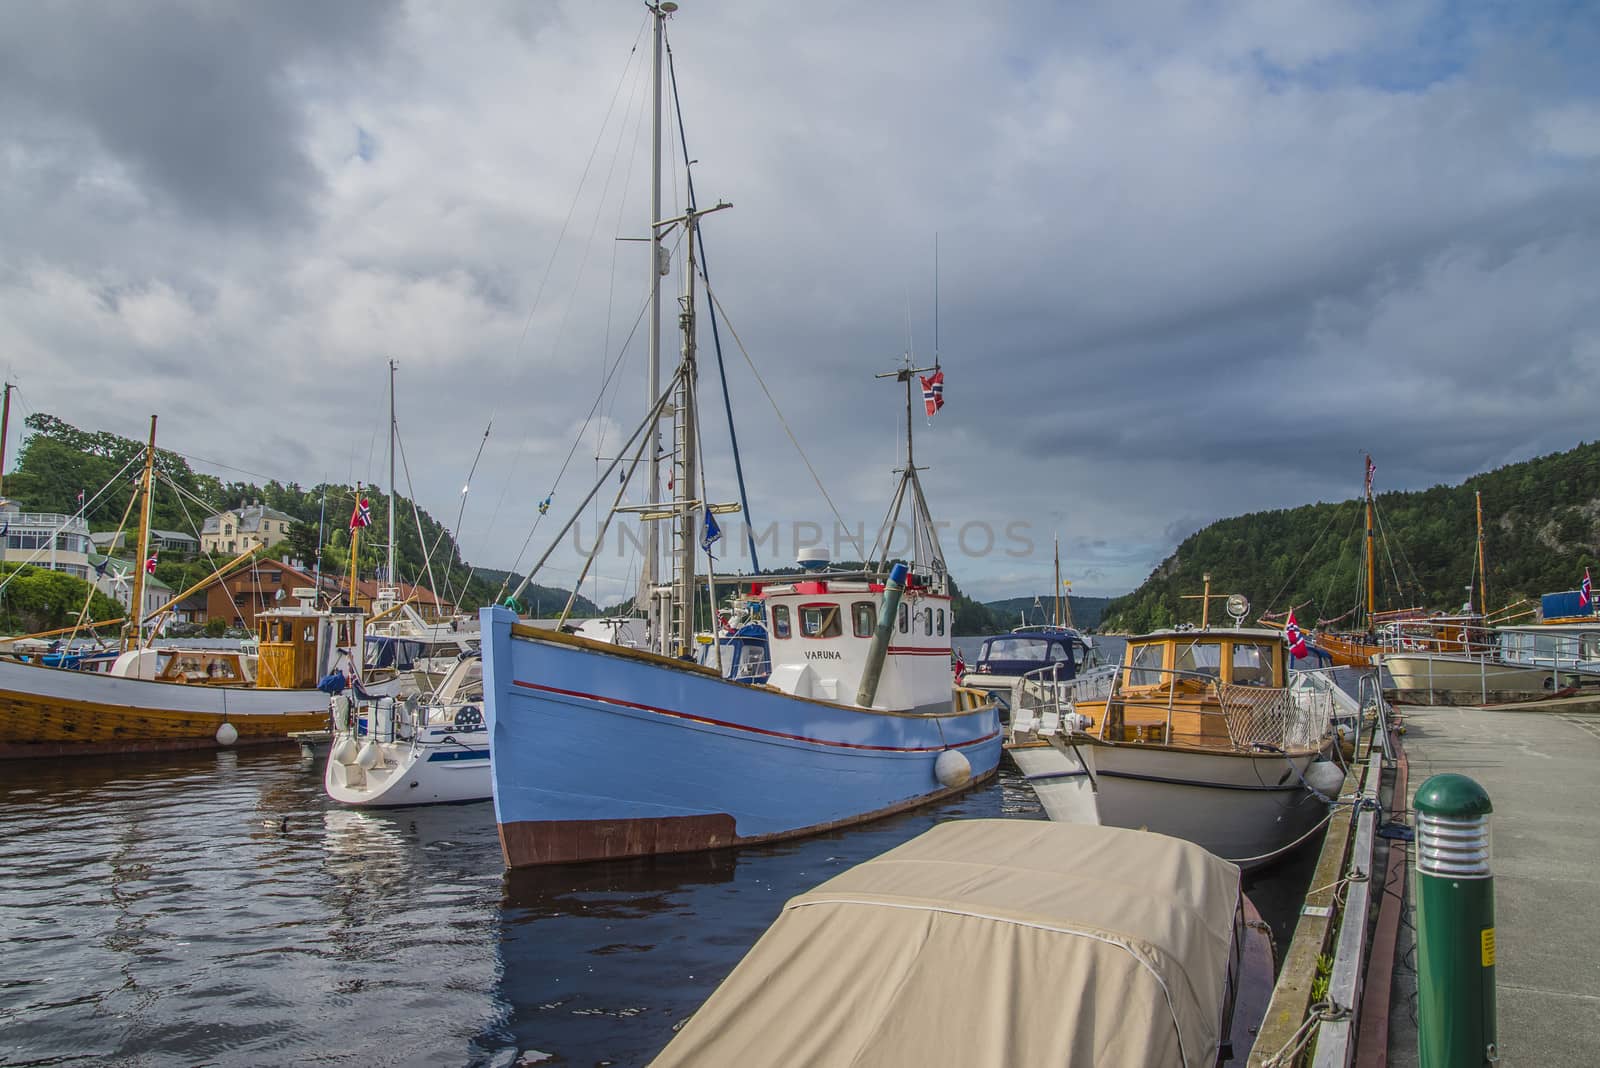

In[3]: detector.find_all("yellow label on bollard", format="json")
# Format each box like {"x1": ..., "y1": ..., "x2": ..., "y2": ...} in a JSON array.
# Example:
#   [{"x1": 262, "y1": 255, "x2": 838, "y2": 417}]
[{"x1": 1481, "y1": 927, "x2": 1496, "y2": 967}]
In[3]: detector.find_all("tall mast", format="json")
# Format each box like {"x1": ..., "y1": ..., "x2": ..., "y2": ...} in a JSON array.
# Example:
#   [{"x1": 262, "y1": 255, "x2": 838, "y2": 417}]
[
  {"x1": 872, "y1": 357, "x2": 947, "y2": 588},
  {"x1": 1364, "y1": 454, "x2": 1375, "y2": 632},
  {"x1": 1053, "y1": 535, "x2": 1061, "y2": 628},
  {"x1": 0, "y1": 381, "x2": 12, "y2": 498},
  {"x1": 670, "y1": 210, "x2": 701, "y2": 656},
  {"x1": 387, "y1": 358, "x2": 397, "y2": 595},
  {"x1": 126, "y1": 415, "x2": 158, "y2": 651},
  {"x1": 1476, "y1": 490, "x2": 1488, "y2": 616},
  {"x1": 348, "y1": 480, "x2": 362, "y2": 605},
  {"x1": 642, "y1": 2, "x2": 674, "y2": 642}
]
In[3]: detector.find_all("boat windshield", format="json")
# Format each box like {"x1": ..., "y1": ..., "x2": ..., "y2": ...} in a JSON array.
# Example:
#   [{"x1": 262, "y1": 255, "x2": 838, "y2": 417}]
[
  {"x1": 1175, "y1": 641, "x2": 1223, "y2": 680},
  {"x1": 984, "y1": 637, "x2": 1051, "y2": 663},
  {"x1": 1126, "y1": 642, "x2": 1165, "y2": 686},
  {"x1": 1230, "y1": 643, "x2": 1275, "y2": 685}
]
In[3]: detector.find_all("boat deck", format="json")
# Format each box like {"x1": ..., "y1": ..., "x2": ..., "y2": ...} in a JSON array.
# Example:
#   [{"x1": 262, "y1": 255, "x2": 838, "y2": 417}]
[{"x1": 1384, "y1": 696, "x2": 1600, "y2": 1066}]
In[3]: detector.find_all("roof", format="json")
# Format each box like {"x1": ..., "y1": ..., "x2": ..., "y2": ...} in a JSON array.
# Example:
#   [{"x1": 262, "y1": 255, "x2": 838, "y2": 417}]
[
  {"x1": 654, "y1": 820, "x2": 1241, "y2": 1068},
  {"x1": 353, "y1": 578, "x2": 451, "y2": 608},
  {"x1": 201, "y1": 504, "x2": 295, "y2": 534}
]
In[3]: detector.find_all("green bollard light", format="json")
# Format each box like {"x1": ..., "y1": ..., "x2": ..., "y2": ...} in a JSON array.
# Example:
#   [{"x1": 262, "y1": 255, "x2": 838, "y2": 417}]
[{"x1": 1414, "y1": 773, "x2": 1497, "y2": 1066}]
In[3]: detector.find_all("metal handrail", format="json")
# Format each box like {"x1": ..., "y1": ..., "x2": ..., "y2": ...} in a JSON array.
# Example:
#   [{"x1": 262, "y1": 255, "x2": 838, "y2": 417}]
[{"x1": 1059, "y1": 661, "x2": 1335, "y2": 752}]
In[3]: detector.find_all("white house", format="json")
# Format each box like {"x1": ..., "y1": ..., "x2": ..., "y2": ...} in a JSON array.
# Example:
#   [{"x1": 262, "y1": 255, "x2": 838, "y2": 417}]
[
  {"x1": 201, "y1": 502, "x2": 295, "y2": 555},
  {"x1": 0, "y1": 501, "x2": 93, "y2": 580}
]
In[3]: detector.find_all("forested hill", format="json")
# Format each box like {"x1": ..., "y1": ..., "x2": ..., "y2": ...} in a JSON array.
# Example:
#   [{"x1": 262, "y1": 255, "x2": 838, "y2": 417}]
[
  {"x1": 3, "y1": 413, "x2": 595, "y2": 615},
  {"x1": 984, "y1": 595, "x2": 1112, "y2": 631},
  {"x1": 1101, "y1": 440, "x2": 1600, "y2": 634}
]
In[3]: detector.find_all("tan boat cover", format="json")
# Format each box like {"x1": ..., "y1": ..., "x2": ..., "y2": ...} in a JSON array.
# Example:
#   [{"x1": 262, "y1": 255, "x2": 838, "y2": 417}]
[{"x1": 652, "y1": 819, "x2": 1240, "y2": 1068}]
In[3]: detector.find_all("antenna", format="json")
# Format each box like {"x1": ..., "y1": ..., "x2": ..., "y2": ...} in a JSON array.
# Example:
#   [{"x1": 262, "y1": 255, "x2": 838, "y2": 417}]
[{"x1": 933, "y1": 232, "x2": 940, "y2": 367}]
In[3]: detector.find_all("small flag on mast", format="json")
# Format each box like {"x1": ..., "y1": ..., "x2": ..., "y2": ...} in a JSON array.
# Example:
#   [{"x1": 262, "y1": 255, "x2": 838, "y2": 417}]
[
  {"x1": 145, "y1": 552, "x2": 158, "y2": 575},
  {"x1": 701, "y1": 510, "x2": 722, "y2": 553},
  {"x1": 1582, "y1": 567, "x2": 1592, "y2": 609},
  {"x1": 349, "y1": 496, "x2": 372, "y2": 530},
  {"x1": 1285, "y1": 608, "x2": 1309, "y2": 659},
  {"x1": 919, "y1": 369, "x2": 945, "y2": 417}
]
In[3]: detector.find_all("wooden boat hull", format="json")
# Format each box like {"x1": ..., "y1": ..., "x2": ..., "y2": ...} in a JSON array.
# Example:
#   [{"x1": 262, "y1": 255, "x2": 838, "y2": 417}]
[
  {"x1": 0, "y1": 656, "x2": 331, "y2": 759},
  {"x1": 1311, "y1": 631, "x2": 1382, "y2": 669},
  {"x1": 481, "y1": 606, "x2": 1003, "y2": 868},
  {"x1": 1049, "y1": 737, "x2": 1329, "y2": 870}
]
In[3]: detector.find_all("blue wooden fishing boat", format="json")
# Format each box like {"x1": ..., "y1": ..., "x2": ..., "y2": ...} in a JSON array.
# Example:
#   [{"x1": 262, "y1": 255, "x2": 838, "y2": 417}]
[{"x1": 479, "y1": 2, "x2": 998, "y2": 867}]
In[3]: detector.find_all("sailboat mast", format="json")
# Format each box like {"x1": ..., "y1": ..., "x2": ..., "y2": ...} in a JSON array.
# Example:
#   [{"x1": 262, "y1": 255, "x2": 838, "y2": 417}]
[
  {"x1": 0, "y1": 382, "x2": 12, "y2": 498},
  {"x1": 126, "y1": 415, "x2": 157, "y2": 651},
  {"x1": 1365, "y1": 455, "x2": 1375, "y2": 632},
  {"x1": 1053, "y1": 536, "x2": 1061, "y2": 628},
  {"x1": 387, "y1": 359, "x2": 397, "y2": 595},
  {"x1": 348, "y1": 481, "x2": 362, "y2": 605},
  {"x1": 671, "y1": 212, "x2": 701, "y2": 656},
  {"x1": 1476, "y1": 490, "x2": 1488, "y2": 615},
  {"x1": 643, "y1": 2, "x2": 672, "y2": 648}
]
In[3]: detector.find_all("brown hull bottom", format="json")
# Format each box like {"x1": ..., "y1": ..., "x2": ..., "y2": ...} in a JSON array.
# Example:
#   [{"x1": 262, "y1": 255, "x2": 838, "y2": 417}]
[
  {"x1": 0, "y1": 734, "x2": 300, "y2": 759},
  {"x1": 1, "y1": 691, "x2": 330, "y2": 760},
  {"x1": 497, "y1": 767, "x2": 998, "y2": 869}
]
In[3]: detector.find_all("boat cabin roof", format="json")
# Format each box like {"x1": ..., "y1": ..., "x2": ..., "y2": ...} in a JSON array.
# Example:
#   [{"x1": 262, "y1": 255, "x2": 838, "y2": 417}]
[
  {"x1": 1133, "y1": 626, "x2": 1284, "y2": 642},
  {"x1": 653, "y1": 820, "x2": 1241, "y2": 1067}
]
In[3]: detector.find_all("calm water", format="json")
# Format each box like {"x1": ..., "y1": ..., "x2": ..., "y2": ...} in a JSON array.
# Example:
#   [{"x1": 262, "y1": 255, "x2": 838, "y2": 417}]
[{"x1": 1, "y1": 712, "x2": 1314, "y2": 1066}]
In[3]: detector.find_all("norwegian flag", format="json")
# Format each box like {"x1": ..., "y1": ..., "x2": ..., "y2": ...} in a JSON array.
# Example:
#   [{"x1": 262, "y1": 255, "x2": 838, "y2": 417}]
[
  {"x1": 919, "y1": 369, "x2": 945, "y2": 417},
  {"x1": 1285, "y1": 608, "x2": 1309, "y2": 659},
  {"x1": 1582, "y1": 567, "x2": 1593, "y2": 609},
  {"x1": 144, "y1": 552, "x2": 158, "y2": 575},
  {"x1": 350, "y1": 496, "x2": 372, "y2": 531}
]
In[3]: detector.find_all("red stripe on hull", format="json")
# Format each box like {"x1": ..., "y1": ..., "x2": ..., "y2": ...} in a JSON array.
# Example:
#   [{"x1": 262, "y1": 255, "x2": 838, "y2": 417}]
[{"x1": 512, "y1": 679, "x2": 998, "y2": 753}]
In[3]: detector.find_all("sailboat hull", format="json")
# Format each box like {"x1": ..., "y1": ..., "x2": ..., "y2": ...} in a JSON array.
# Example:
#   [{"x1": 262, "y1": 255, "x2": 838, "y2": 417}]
[
  {"x1": 481, "y1": 608, "x2": 1002, "y2": 868},
  {"x1": 0, "y1": 656, "x2": 331, "y2": 759},
  {"x1": 1378, "y1": 652, "x2": 1585, "y2": 704}
]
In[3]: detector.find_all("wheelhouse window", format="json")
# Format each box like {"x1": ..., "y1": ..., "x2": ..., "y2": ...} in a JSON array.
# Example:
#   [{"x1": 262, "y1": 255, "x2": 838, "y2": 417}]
[
  {"x1": 923, "y1": 607, "x2": 933, "y2": 637},
  {"x1": 852, "y1": 601, "x2": 875, "y2": 639},
  {"x1": 1175, "y1": 641, "x2": 1223, "y2": 680},
  {"x1": 936, "y1": 608, "x2": 945, "y2": 636},
  {"x1": 898, "y1": 603, "x2": 909, "y2": 633},
  {"x1": 800, "y1": 603, "x2": 841, "y2": 638},
  {"x1": 772, "y1": 604, "x2": 792, "y2": 640},
  {"x1": 1126, "y1": 643, "x2": 1166, "y2": 686},
  {"x1": 1230, "y1": 643, "x2": 1275, "y2": 686},
  {"x1": 983, "y1": 637, "x2": 1050, "y2": 664}
]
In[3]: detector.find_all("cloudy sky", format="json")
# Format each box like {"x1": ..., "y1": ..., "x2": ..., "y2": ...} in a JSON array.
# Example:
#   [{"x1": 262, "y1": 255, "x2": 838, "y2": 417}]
[{"x1": 3, "y1": 0, "x2": 1597, "y2": 604}]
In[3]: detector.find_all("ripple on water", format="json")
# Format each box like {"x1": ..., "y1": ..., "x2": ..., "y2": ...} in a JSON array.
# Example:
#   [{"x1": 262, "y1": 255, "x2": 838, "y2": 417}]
[{"x1": 3, "y1": 745, "x2": 1305, "y2": 1066}]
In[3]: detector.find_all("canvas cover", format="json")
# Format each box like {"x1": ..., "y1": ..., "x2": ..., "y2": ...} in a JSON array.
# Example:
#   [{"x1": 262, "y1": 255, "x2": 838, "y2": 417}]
[{"x1": 652, "y1": 819, "x2": 1240, "y2": 1068}]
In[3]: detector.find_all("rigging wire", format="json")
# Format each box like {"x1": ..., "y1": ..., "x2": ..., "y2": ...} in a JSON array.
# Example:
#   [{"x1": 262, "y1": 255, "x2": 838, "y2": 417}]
[
  {"x1": 704, "y1": 284, "x2": 851, "y2": 537},
  {"x1": 495, "y1": 237, "x2": 684, "y2": 602},
  {"x1": 1262, "y1": 498, "x2": 1352, "y2": 616},
  {"x1": 0, "y1": 451, "x2": 144, "y2": 601},
  {"x1": 665, "y1": 31, "x2": 759, "y2": 569},
  {"x1": 474, "y1": 14, "x2": 652, "y2": 559},
  {"x1": 392, "y1": 428, "x2": 444, "y2": 614}
]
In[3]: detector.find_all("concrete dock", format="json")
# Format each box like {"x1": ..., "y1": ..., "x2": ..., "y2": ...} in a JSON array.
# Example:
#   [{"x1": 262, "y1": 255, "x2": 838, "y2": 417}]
[{"x1": 1386, "y1": 697, "x2": 1600, "y2": 1066}]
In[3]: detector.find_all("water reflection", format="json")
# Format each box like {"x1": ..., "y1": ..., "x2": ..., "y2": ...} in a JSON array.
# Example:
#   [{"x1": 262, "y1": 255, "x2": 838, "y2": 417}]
[{"x1": 1, "y1": 743, "x2": 1309, "y2": 1067}]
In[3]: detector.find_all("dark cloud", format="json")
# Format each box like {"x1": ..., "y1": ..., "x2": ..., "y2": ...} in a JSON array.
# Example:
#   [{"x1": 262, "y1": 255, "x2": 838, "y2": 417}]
[
  {"x1": 0, "y1": 0, "x2": 399, "y2": 229},
  {"x1": 3, "y1": 1, "x2": 1598, "y2": 603}
]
